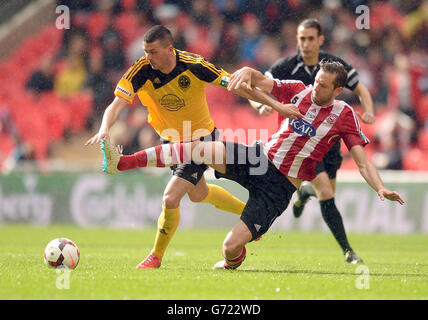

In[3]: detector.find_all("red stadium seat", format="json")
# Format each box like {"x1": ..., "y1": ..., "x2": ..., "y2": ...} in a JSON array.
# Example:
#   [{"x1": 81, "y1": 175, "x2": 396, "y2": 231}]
[
  {"x1": 403, "y1": 148, "x2": 424, "y2": 170},
  {"x1": 86, "y1": 12, "x2": 110, "y2": 41},
  {"x1": 113, "y1": 12, "x2": 141, "y2": 47},
  {"x1": 416, "y1": 94, "x2": 428, "y2": 125},
  {"x1": 36, "y1": 92, "x2": 71, "y2": 143},
  {"x1": 417, "y1": 129, "x2": 428, "y2": 151},
  {"x1": 121, "y1": 0, "x2": 137, "y2": 11},
  {"x1": 67, "y1": 92, "x2": 93, "y2": 133}
]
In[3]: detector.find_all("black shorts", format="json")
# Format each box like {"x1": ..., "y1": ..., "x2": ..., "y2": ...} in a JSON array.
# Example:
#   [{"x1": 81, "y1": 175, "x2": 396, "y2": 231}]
[
  {"x1": 162, "y1": 128, "x2": 220, "y2": 186},
  {"x1": 315, "y1": 140, "x2": 343, "y2": 179},
  {"x1": 214, "y1": 141, "x2": 296, "y2": 241}
]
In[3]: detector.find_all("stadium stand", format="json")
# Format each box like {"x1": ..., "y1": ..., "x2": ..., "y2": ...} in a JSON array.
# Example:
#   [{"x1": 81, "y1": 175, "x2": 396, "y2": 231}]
[{"x1": 0, "y1": 0, "x2": 427, "y2": 173}]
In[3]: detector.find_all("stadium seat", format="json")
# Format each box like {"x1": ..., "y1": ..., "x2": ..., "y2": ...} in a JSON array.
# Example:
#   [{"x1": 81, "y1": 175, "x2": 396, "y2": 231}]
[
  {"x1": 120, "y1": 0, "x2": 137, "y2": 11},
  {"x1": 403, "y1": 148, "x2": 424, "y2": 170},
  {"x1": 113, "y1": 12, "x2": 141, "y2": 47},
  {"x1": 37, "y1": 92, "x2": 71, "y2": 143},
  {"x1": 416, "y1": 95, "x2": 428, "y2": 125},
  {"x1": 417, "y1": 129, "x2": 428, "y2": 151},
  {"x1": 67, "y1": 92, "x2": 93, "y2": 133},
  {"x1": 86, "y1": 12, "x2": 110, "y2": 41}
]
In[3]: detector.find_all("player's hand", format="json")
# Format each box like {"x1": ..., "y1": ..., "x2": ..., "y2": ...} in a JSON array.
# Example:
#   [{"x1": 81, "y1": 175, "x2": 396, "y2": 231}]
[
  {"x1": 258, "y1": 105, "x2": 274, "y2": 116},
  {"x1": 377, "y1": 188, "x2": 405, "y2": 205},
  {"x1": 276, "y1": 103, "x2": 304, "y2": 120},
  {"x1": 357, "y1": 111, "x2": 376, "y2": 124},
  {"x1": 228, "y1": 67, "x2": 252, "y2": 91},
  {"x1": 85, "y1": 129, "x2": 109, "y2": 146}
]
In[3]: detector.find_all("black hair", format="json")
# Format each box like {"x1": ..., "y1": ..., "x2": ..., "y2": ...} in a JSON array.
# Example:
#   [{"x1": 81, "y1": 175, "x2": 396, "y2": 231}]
[{"x1": 298, "y1": 19, "x2": 323, "y2": 36}]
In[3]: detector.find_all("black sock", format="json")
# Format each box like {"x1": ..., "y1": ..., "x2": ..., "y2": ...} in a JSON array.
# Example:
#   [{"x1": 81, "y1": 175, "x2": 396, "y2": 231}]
[{"x1": 319, "y1": 198, "x2": 352, "y2": 254}]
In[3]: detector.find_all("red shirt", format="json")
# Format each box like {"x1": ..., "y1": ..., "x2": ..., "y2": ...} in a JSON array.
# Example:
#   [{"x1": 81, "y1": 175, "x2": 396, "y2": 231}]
[{"x1": 263, "y1": 79, "x2": 369, "y2": 181}]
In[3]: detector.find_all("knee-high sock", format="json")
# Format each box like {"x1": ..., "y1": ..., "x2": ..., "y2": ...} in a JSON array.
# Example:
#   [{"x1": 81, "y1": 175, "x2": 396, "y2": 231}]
[
  {"x1": 151, "y1": 206, "x2": 180, "y2": 259},
  {"x1": 319, "y1": 198, "x2": 352, "y2": 253},
  {"x1": 118, "y1": 143, "x2": 190, "y2": 171},
  {"x1": 201, "y1": 184, "x2": 245, "y2": 215}
]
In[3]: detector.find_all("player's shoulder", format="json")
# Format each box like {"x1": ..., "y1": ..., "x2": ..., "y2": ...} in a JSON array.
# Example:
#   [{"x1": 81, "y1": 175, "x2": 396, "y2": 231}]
[
  {"x1": 335, "y1": 100, "x2": 357, "y2": 117},
  {"x1": 270, "y1": 54, "x2": 299, "y2": 70},
  {"x1": 123, "y1": 56, "x2": 151, "y2": 81},
  {"x1": 267, "y1": 54, "x2": 299, "y2": 79},
  {"x1": 176, "y1": 49, "x2": 224, "y2": 81}
]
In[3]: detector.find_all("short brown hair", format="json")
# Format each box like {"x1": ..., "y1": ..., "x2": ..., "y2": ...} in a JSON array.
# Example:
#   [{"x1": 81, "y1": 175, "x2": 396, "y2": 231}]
[
  {"x1": 319, "y1": 60, "x2": 347, "y2": 88},
  {"x1": 143, "y1": 25, "x2": 174, "y2": 46},
  {"x1": 298, "y1": 19, "x2": 323, "y2": 36}
]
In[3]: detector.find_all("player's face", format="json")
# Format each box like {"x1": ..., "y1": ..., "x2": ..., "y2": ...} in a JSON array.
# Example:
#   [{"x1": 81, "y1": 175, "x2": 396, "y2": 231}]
[
  {"x1": 312, "y1": 70, "x2": 342, "y2": 106},
  {"x1": 143, "y1": 40, "x2": 174, "y2": 72},
  {"x1": 296, "y1": 27, "x2": 324, "y2": 61}
]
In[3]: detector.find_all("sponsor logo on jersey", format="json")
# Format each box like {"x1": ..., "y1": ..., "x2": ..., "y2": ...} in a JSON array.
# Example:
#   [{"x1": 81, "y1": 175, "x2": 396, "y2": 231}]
[
  {"x1": 219, "y1": 76, "x2": 230, "y2": 88},
  {"x1": 289, "y1": 118, "x2": 316, "y2": 137},
  {"x1": 160, "y1": 94, "x2": 185, "y2": 111},
  {"x1": 306, "y1": 107, "x2": 317, "y2": 120},
  {"x1": 116, "y1": 86, "x2": 132, "y2": 97}
]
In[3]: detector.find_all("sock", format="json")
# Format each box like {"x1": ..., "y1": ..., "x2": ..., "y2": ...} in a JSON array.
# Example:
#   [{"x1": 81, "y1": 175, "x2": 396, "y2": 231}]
[
  {"x1": 319, "y1": 198, "x2": 352, "y2": 254},
  {"x1": 225, "y1": 247, "x2": 246, "y2": 269},
  {"x1": 118, "y1": 143, "x2": 190, "y2": 171},
  {"x1": 201, "y1": 184, "x2": 245, "y2": 215},
  {"x1": 151, "y1": 206, "x2": 181, "y2": 259}
]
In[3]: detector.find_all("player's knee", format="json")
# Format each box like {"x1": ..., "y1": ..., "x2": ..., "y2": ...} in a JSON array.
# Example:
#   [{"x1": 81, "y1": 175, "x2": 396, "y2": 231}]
[
  {"x1": 162, "y1": 193, "x2": 181, "y2": 209},
  {"x1": 187, "y1": 181, "x2": 209, "y2": 203},
  {"x1": 188, "y1": 191, "x2": 207, "y2": 203},
  {"x1": 317, "y1": 187, "x2": 334, "y2": 200},
  {"x1": 222, "y1": 238, "x2": 243, "y2": 258}
]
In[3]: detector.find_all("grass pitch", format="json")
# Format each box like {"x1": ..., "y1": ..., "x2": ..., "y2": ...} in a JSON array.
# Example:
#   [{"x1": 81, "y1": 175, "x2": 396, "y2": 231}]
[{"x1": 0, "y1": 224, "x2": 427, "y2": 300}]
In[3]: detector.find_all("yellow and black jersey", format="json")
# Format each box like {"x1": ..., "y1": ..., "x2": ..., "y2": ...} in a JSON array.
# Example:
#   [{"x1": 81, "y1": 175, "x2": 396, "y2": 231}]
[{"x1": 114, "y1": 49, "x2": 230, "y2": 142}]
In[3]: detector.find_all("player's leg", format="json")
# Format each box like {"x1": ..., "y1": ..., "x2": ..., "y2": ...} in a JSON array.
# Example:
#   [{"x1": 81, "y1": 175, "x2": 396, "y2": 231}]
[
  {"x1": 312, "y1": 173, "x2": 363, "y2": 264},
  {"x1": 136, "y1": 175, "x2": 190, "y2": 269},
  {"x1": 213, "y1": 220, "x2": 252, "y2": 270},
  {"x1": 189, "y1": 176, "x2": 246, "y2": 215},
  {"x1": 292, "y1": 141, "x2": 341, "y2": 218}
]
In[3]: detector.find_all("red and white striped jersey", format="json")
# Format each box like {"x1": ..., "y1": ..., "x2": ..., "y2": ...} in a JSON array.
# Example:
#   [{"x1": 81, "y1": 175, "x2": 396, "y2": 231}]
[{"x1": 263, "y1": 79, "x2": 369, "y2": 181}]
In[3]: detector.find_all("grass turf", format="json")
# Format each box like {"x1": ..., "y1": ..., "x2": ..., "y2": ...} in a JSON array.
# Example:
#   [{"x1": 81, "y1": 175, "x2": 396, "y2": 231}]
[{"x1": 0, "y1": 224, "x2": 427, "y2": 300}]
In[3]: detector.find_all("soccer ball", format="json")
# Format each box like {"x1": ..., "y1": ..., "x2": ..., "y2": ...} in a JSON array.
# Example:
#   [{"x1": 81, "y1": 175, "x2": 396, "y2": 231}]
[{"x1": 43, "y1": 238, "x2": 80, "y2": 269}]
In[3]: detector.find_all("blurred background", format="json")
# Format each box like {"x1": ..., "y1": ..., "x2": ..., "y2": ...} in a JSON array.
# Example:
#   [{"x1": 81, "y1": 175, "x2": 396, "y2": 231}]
[{"x1": 0, "y1": 0, "x2": 427, "y2": 232}]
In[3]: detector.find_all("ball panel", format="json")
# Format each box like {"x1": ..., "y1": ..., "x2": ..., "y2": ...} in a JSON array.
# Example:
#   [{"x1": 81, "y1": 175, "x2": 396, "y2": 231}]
[{"x1": 43, "y1": 238, "x2": 80, "y2": 269}]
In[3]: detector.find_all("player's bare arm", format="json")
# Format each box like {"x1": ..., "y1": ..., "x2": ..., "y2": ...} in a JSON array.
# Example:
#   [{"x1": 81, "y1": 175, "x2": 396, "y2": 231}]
[
  {"x1": 349, "y1": 145, "x2": 404, "y2": 205},
  {"x1": 353, "y1": 82, "x2": 375, "y2": 124},
  {"x1": 85, "y1": 97, "x2": 128, "y2": 145},
  {"x1": 248, "y1": 99, "x2": 274, "y2": 116},
  {"x1": 228, "y1": 67, "x2": 303, "y2": 119}
]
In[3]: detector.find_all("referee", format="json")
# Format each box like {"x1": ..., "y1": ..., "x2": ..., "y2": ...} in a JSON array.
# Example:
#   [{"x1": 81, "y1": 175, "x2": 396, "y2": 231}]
[{"x1": 251, "y1": 19, "x2": 375, "y2": 264}]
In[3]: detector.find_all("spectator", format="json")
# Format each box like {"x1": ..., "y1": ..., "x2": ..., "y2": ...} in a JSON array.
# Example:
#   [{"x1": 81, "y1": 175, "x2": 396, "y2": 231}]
[
  {"x1": 54, "y1": 53, "x2": 88, "y2": 98},
  {"x1": 26, "y1": 54, "x2": 55, "y2": 94},
  {"x1": 100, "y1": 26, "x2": 126, "y2": 78},
  {"x1": 84, "y1": 54, "x2": 114, "y2": 130},
  {"x1": 239, "y1": 13, "x2": 263, "y2": 63}
]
